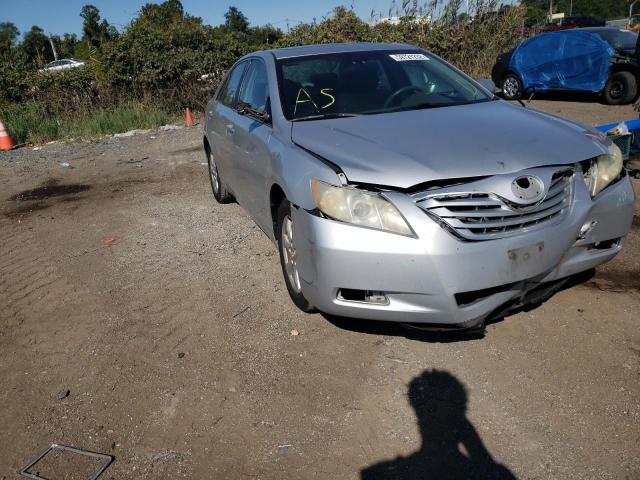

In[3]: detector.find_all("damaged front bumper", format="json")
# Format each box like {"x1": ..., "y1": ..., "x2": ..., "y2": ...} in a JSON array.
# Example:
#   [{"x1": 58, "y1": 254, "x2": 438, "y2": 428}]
[{"x1": 292, "y1": 172, "x2": 635, "y2": 328}]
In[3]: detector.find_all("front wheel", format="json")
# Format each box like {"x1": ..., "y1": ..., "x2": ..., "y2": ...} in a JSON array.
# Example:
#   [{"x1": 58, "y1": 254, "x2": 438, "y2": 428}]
[
  {"x1": 501, "y1": 74, "x2": 523, "y2": 100},
  {"x1": 603, "y1": 71, "x2": 637, "y2": 105},
  {"x1": 276, "y1": 200, "x2": 314, "y2": 312}
]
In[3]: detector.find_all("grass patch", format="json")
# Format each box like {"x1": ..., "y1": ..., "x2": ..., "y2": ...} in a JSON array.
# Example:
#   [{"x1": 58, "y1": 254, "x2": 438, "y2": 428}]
[
  {"x1": 0, "y1": 101, "x2": 172, "y2": 144},
  {"x1": 0, "y1": 101, "x2": 58, "y2": 145}
]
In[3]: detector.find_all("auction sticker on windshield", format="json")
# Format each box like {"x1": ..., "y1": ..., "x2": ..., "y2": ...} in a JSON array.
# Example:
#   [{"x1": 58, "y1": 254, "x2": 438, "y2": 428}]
[{"x1": 389, "y1": 53, "x2": 429, "y2": 61}]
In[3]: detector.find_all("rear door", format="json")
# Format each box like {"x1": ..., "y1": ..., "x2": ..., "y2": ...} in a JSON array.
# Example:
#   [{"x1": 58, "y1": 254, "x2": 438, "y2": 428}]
[{"x1": 206, "y1": 61, "x2": 248, "y2": 197}]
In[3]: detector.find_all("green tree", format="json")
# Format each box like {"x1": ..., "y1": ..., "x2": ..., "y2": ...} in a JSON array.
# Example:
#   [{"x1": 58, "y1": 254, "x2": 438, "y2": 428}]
[
  {"x1": 51, "y1": 33, "x2": 80, "y2": 59},
  {"x1": 80, "y1": 4, "x2": 116, "y2": 48},
  {"x1": 20, "y1": 25, "x2": 54, "y2": 66},
  {"x1": 281, "y1": 7, "x2": 370, "y2": 45},
  {"x1": 102, "y1": 0, "x2": 215, "y2": 89},
  {"x1": 249, "y1": 24, "x2": 282, "y2": 45},
  {"x1": 139, "y1": 0, "x2": 184, "y2": 25},
  {"x1": 0, "y1": 22, "x2": 20, "y2": 54},
  {"x1": 225, "y1": 6, "x2": 249, "y2": 32},
  {"x1": 81, "y1": 5, "x2": 102, "y2": 46}
]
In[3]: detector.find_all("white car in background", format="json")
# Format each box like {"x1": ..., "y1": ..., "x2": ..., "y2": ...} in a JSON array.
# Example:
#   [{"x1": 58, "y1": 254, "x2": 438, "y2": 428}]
[{"x1": 39, "y1": 58, "x2": 85, "y2": 73}]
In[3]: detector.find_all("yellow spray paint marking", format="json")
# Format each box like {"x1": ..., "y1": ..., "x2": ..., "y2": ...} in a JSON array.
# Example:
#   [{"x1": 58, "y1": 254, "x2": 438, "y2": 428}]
[
  {"x1": 320, "y1": 88, "x2": 336, "y2": 109},
  {"x1": 294, "y1": 88, "x2": 319, "y2": 115}
]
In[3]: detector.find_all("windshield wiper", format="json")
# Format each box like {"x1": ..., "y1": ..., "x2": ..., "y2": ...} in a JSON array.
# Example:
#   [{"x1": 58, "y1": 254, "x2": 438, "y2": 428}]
[
  {"x1": 407, "y1": 102, "x2": 439, "y2": 110},
  {"x1": 390, "y1": 99, "x2": 492, "y2": 113},
  {"x1": 388, "y1": 102, "x2": 440, "y2": 113},
  {"x1": 292, "y1": 112, "x2": 361, "y2": 122}
]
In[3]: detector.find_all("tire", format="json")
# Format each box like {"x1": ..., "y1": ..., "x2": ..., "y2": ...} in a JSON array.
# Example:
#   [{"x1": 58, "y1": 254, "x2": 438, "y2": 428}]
[
  {"x1": 603, "y1": 71, "x2": 637, "y2": 105},
  {"x1": 206, "y1": 145, "x2": 233, "y2": 204},
  {"x1": 276, "y1": 200, "x2": 314, "y2": 312},
  {"x1": 501, "y1": 73, "x2": 523, "y2": 100}
]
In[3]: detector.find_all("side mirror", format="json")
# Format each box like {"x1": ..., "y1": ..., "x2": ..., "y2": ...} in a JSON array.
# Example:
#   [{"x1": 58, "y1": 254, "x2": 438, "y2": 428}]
[
  {"x1": 237, "y1": 101, "x2": 271, "y2": 124},
  {"x1": 476, "y1": 79, "x2": 496, "y2": 94}
]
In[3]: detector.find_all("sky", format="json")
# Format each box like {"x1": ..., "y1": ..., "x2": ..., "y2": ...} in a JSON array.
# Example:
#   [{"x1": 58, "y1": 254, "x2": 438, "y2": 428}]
[{"x1": 1, "y1": 0, "x2": 405, "y2": 37}]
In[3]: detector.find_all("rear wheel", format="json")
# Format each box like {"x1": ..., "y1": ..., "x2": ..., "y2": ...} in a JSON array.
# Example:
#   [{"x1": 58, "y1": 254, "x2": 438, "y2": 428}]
[
  {"x1": 206, "y1": 146, "x2": 233, "y2": 203},
  {"x1": 276, "y1": 200, "x2": 314, "y2": 312},
  {"x1": 603, "y1": 71, "x2": 637, "y2": 105},
  {"x1": 501, "y1": 73, "x2": 523, "y2": 100}
]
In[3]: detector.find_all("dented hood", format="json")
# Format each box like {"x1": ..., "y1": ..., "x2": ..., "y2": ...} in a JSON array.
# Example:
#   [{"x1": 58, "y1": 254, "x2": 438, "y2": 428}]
[{"x1": 291, "y1": 100, "x2": 608, "y2": 189}]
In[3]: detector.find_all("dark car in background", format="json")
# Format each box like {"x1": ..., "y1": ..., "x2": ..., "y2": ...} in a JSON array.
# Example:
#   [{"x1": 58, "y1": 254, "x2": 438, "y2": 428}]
[
  {"x1": 526, "y1": 16, "x2": 605, "y2": 35},
  {"x1": 558, "y1": 16, "x2": 605, "y2": 29},
  {"x1": 492, "y1": 27, "x2": 639, "y2": 104}
]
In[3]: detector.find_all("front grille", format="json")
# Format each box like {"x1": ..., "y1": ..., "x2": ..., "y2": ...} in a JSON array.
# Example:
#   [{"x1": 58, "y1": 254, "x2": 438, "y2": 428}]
[{"x1": 415, "y1": 169, "x2": 574, "y2": 241}]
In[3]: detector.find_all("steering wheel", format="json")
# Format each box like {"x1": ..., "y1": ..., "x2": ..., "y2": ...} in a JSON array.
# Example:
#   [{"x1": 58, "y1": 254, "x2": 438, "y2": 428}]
[{"x1": 384, "y1": 85, "x2": 424, "y2": 108}]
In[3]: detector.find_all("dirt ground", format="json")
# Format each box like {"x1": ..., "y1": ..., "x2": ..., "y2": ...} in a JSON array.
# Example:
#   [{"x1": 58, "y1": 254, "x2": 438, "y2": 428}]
[{"x1": 1, "y1": 99, "x2": 639, "y2": 480}]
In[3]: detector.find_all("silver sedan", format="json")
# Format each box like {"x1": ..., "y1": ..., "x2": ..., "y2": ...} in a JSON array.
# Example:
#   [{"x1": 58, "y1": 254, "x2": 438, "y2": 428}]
[{"x1": 203, "y1": 43, "x2": 634, "y2": 329}]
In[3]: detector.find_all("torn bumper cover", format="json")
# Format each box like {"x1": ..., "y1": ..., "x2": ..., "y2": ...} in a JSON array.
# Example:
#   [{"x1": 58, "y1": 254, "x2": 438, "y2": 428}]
[{"x1": 292, "y1": 170, "x2": 635, "y2": 328}]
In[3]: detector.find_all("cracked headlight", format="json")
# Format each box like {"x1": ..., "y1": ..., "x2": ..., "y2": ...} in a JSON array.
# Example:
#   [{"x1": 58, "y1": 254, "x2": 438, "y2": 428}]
[
  {"x1": 310, "y1": 178, "x2": 413, "y2": 236},
  {"x1": 583, "y1": 142, "x2": 623, "y2": 197}
]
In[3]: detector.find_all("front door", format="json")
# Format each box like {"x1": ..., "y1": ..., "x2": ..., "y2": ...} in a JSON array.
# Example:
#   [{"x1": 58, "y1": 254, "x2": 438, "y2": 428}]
[{"x1": 231, "y1": 59, "x2": 274, "y2": 231}]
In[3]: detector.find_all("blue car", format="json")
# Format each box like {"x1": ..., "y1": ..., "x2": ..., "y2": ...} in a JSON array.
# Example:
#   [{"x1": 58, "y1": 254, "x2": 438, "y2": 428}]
[{"x1": 492, "y1": 28, "x2": 639, "y2": 104}]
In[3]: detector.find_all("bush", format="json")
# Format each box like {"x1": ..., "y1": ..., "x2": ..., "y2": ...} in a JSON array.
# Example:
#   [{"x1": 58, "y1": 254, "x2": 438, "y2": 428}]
[
  {"x1": 282, "y1": 3, "x2": 524, "y2": 79},
  {"x1": 0, "y1": 1, "x2": 524, "y2": 144}
]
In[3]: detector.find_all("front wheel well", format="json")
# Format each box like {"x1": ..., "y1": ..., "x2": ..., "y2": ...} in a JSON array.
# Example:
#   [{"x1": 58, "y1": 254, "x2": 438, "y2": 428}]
[
  {"x1": 270, "y1": 184, "x2": 286, "y2": 235},
  {"x1": 502, "y1": 70, "x2": 519, "y2": 82},
  {"x1": 609, "y1": 64, "x2": 639, "y2": 77}
]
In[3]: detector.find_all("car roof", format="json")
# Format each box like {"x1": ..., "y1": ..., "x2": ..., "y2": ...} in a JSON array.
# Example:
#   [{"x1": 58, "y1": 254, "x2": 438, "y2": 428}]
[{"x1": 259, "y1": 42, "x2": 417, "y2": 59}]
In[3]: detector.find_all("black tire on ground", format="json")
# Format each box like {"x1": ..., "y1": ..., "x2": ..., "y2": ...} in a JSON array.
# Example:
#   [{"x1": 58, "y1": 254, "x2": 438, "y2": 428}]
[
  {"x1": 501, "y1": 73, "x2": 523, "y2": 100},
  {"x1": 603, "y1": 71, "x2": 637, "y2": 105},
  {"x1": 206, "y1": 144, "x2": 234, "y2": 204},
  {"x1": 276, "y1": 200, "x2": 315, "y2": 312}
]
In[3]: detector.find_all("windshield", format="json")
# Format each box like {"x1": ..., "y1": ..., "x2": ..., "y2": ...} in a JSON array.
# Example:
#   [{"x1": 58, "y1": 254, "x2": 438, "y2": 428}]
[
  {"x1": 276, "y1": 50, "x2": 492, "y2": 120},
  {"x1": 594, "y1": 29, "x2": 638, "y2": 51}
]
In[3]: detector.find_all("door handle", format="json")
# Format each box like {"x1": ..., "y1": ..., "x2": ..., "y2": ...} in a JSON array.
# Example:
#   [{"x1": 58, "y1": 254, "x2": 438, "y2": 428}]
[{"x1": 225, "y1": 124, "x2": 235, "y2": 136}]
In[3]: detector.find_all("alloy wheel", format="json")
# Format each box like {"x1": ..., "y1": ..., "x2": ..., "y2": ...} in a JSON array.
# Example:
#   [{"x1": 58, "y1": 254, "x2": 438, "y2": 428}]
[
  {"x1": 209, "y1": 150, "x2": 220, "y2": 195},
  {"x1": 609, "y1": 81, "x2": 624, "y2": 99},
  {"x1": 503, "y1": 77, "x2": 519, "y2": 98},
  {"x1": 281, "y1": 215, "x2": 301, "y2": 293}
]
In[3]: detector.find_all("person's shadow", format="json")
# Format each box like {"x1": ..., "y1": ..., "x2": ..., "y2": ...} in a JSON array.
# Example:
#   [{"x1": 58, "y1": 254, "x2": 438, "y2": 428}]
[{"x1": 361, "y1": 370, "x2": 516, "y2": 480}]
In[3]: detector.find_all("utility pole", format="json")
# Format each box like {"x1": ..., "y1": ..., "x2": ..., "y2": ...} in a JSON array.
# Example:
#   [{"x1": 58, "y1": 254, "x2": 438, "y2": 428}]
[
  {"x1": 48, "y1": 35, "x2": 58, "y2": 61},
  {"x1": 569, "y1": 0, "x2": 573, "y2": 16},
  {"x1": 631, "y1": 0, "x2": 638, "y2": 18}
]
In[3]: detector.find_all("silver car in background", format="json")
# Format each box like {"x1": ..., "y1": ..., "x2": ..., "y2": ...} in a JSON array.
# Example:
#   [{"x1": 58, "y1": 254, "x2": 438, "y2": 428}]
[
  {"x1": 203, "y1": 43, "x2": 634, "y2": 330},
  {"x1": 38, "y1": 58, "x2": 86, "y2": 73}
]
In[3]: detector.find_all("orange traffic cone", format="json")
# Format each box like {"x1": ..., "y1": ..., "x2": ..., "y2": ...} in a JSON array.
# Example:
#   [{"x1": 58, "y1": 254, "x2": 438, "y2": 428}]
[
  {"x1": 0, "y1": 118, "x2": 15, "y2": 150},
  {"x1": 185, "y1": 107, "x2": 193, "y2": 127}
]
